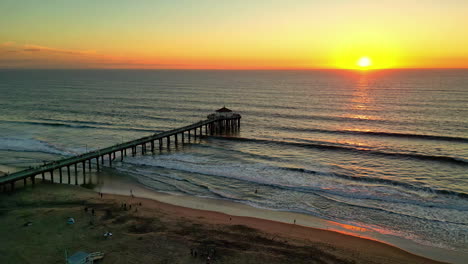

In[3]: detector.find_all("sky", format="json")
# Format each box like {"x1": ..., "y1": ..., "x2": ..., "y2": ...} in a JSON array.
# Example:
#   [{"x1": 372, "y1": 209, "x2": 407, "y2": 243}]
[{"x1": 1, "y1": 0, "x2": 467, "y2": 69}]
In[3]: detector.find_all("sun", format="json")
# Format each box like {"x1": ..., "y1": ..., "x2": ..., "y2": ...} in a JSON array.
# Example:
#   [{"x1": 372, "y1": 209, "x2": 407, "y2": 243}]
[{"x1": 357, "y1": 57, "x2": 372, "y2": 68}]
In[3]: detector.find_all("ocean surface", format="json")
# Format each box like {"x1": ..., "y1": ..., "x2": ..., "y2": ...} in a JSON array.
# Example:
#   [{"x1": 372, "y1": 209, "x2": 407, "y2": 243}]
[{"x1": 1, "y1": 69, "x2": 467, "y2": 254}]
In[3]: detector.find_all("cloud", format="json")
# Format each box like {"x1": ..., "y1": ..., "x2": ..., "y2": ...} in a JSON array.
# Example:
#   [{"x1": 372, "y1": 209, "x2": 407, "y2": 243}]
[
  {"x1": 22, "y1": 44, "x2": 96, "y2": 55},
  {"x1": 1, "y1": 41, "x2": 16, "y2": 47}
]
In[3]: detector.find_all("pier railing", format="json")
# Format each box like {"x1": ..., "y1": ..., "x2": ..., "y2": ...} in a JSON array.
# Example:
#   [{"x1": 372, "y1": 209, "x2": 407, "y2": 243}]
[{"x1": 0, "y1": 115, "x2": 241, "y2": 191}]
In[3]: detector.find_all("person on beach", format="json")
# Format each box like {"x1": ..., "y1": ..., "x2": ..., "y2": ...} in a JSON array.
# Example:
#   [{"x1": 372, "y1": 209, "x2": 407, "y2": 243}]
[{"x1": 91, "y1": 209, "x2": 95, "y2": 216}]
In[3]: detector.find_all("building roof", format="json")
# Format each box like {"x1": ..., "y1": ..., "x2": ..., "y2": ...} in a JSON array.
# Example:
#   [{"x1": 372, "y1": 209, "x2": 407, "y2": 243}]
[
  {"x1": 67, "y1": 251, "x2": 89, "y2": 264},
  {"x1": 215, "y1": 106, "x2": 232, "y2": 113}
]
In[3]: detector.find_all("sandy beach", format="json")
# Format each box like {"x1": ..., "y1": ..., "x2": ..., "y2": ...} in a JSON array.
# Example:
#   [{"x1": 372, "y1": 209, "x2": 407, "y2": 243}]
[{"x1": 0, "y1": 182, "x2": 447, "y2": 264}]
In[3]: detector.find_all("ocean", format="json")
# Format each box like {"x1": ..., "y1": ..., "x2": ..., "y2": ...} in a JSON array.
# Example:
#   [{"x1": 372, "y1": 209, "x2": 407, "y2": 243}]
[{"x1": 1, "y1": 69, "x2": 467, "y2": 255}]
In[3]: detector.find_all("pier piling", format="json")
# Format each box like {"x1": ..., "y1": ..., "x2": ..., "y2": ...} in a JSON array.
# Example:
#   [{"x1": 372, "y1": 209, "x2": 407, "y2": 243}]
[{"x1": 0, "y1": 113, "x2": 241, "y2": 191}]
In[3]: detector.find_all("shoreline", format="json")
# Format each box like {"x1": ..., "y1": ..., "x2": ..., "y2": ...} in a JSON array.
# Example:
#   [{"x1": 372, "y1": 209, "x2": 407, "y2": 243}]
[
  {"x1": 96, "y1": 169, "x2": 467, "y2": 263},
  {"x1": 103, "y1": 192, "x2": 446, "y2": 264},
  {"x1": 0, "y1": 183, "x2": 447, "y2": 264}
]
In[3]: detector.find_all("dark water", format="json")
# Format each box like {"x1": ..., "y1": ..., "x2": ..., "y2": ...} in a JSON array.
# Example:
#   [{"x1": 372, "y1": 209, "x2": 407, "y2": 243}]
[{"x1": 1, "y1": 69, "x2": 467, "y2": 252}]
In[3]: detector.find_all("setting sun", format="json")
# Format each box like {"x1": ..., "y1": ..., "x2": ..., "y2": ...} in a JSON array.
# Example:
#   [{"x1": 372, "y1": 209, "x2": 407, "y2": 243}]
[{"x1": 357, "y1": 57, "x2": 372, "y2": 68}]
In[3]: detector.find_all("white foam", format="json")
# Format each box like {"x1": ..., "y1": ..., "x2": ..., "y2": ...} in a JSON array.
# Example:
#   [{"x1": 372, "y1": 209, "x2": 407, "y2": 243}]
[{"x1": 0, "y1": 137, "x2": 73, "y2": 156}]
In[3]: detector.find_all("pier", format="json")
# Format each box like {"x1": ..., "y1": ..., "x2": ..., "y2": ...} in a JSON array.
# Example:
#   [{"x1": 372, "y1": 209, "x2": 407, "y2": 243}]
[{"x1": 0, "y1": 108, "x2": 241, "y2": 192}]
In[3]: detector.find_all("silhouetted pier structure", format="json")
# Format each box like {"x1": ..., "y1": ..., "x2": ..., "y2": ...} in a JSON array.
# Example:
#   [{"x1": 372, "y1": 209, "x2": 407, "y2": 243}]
[{"x1": 0, "y1": 108, "x2": 241, "y2": 192}]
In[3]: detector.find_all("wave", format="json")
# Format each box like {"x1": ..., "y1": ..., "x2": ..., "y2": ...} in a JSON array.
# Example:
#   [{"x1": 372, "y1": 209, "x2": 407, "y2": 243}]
[
  {"x1": 0, "y1": 120, "x2": 162, "y2": 133},
  {"x1": 209, "y1": 136, "x2": 468, "y2": 166},
  {"x1": 245, "y1": 110, "x2": 468, "y2": 128},
  {"x1": 116, "y1": 157, "x2": 468, "y2": 228},
  {"x1": 273, "y1": 127, "x2": 468, "y2": 143},
  {"x1": 117, "y1": 165, "x2": 227, "y2": 199},
  {"x1": 314, "y1": 192, "x2": 468, "y2": 226},
  {"x1": 121, "y1": 154, "x2": 468, "y2": 202},
  {"x1": 280, "y1": 167, "x2": 468, "y2": 200},
  {"x1": 0, "y1": 137, "x2": 73, "y2": 156}
]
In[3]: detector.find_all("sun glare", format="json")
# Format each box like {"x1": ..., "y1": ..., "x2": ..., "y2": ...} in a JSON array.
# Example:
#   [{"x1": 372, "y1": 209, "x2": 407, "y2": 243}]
[{"x1": 357, "y1": 57, "x2": 372, "y2": 68}]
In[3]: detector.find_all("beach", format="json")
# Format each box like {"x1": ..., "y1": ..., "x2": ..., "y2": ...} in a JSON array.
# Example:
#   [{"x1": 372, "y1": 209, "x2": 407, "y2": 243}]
[{"x1": 0, "y1": 181, "x2": 447, "y2": 264}]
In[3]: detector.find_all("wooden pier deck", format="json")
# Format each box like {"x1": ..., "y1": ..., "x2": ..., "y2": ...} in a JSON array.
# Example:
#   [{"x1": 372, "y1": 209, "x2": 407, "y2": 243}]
[{"x1": 0, "y1": 115, "x2": 241, "y2": 191}]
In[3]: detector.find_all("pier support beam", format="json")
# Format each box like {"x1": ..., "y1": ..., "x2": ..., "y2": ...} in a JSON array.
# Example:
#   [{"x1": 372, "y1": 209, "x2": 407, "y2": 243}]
[
  {"x1": 74, "y1": 164, "x2": 78, "y2": 185},
  {"x1": 151, "y1": 141, "x2": 154, "y2": 153},
  {"x1": 166, "y1": 136, "x2": 170, "y2": 149},
  {"x1": 159, "y1": 139, "x2": 162, "y2": 151},
  {"x1": 59, "y1": 167, "x2": 63, "y2": 183},
  {"x1": 96, "y1": 157, "x2": 100, "y2": 171},
  {"x1": 23, "y1": 177, "x2": 27, "y2": 187},
  {"x1": 121, "y1": 150, "x2": 124, "y2": 161},
  {"x1": 50, "y1": 170, "x2": 54, "y2": 183},
  {"x1": 108, "y1": 153, "x2": 112, "y2": 166},
  {"x1": 31, "y1": 175, "x2": 35, "y2": 185},
  {"x1": 42, "y1": 172, "x2": 45, "y2": 182},
  {"x1": 88, "y1": 159, "x2": 91, "y2": 171},
  {"x1": 67, "y1": 165, "x2": 71, "y2": 184}
]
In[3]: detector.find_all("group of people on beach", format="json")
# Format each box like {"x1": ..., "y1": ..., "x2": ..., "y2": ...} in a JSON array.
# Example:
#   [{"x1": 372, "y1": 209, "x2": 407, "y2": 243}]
[{"x1": 190, "y1": 248, "x2": 216, "y2": 264}]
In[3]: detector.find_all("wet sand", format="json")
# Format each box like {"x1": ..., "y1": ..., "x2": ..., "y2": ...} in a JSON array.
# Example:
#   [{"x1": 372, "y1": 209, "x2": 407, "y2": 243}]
[{"x1": 0, "y1": 183, "x2": 447, "y2": 264}]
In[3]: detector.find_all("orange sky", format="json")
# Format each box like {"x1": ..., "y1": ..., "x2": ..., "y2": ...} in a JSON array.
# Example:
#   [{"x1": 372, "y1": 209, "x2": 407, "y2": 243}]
[{"x1": 1, "y1": 0, "x2": 467, "y2": 69}]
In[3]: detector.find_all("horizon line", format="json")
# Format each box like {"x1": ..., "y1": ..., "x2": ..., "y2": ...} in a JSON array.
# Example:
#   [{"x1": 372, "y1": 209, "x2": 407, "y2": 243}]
[{"x1": 1, "y1": 67, "x2": 468, "y2": 71}]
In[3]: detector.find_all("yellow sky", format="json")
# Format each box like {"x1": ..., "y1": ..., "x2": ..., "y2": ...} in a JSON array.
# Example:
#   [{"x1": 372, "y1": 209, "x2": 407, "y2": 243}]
[{"x1": 1, "y1": 0, "x2": 467, "y2": 69}]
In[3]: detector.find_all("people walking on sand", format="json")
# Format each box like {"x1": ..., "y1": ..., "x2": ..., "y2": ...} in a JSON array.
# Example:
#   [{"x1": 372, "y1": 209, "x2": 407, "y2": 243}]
[
  {"x1": 294, "y1": 219, "x2": 296, "y2": 224},
  {"x1": 91, "y1": 208, "x2": 95, "y2": 216},
  {"x1": 254, "y1": 188, "x2": 258, "y2": 194}
]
